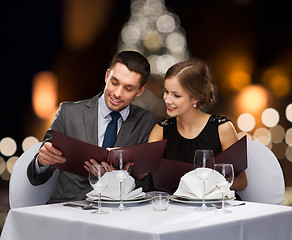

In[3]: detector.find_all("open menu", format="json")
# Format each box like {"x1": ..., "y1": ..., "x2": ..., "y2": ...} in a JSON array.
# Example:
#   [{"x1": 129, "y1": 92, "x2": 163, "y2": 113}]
[
  {"x1": 51, "y1": 130, "x2": 167, "y2": 177},
  {"x1": 151, "y1": 136, "x2": 247, "y2": 193}
]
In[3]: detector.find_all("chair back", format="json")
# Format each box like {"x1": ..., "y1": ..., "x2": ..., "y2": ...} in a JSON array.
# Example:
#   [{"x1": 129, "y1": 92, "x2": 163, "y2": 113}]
[
  {"x1": 9, "y1": 142, "x2": 59, "y2": 208},
  {"x1": 237, "y1": 140, "x2": 285, "y2": 205}
]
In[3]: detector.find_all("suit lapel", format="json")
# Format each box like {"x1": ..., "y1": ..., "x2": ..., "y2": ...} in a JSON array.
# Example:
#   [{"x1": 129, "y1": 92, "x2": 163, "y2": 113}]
[{"x1": 83, "y1": 94, "x2": 101, "y2": 145}]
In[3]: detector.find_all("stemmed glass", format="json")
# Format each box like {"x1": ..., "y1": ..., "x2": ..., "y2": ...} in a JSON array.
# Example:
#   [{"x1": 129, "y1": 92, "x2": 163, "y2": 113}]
[
  {"x1": 214, "y1": 163, "x2": 234, "y2": 214},
  {"x1": 110, "y1": 149, "x2": 133, "y2": 211},
  {"x1": 88, "y1": 164, "x2": 110, "y2": 214},
  {"x1": 193, "y1": 149, "x2": 215, "y2": 211}
]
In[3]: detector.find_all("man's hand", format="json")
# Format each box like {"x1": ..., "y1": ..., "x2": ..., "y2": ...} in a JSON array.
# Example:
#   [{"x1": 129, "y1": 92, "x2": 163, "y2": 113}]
[
  {"x1": 84, "y1": 159, "x2": 112, "y2": 172},
  {"x1": 38, "y1": 142, "x2": 66, "y2": 166},
  {"x1": 84, "y1": 159, "x2": 146, "y2": 179}
]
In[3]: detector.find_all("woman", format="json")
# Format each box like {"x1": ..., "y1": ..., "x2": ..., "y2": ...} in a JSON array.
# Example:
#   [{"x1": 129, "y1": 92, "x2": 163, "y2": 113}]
[{"x1": 149, "y1": 59, "x2": 247, "y2": 192}]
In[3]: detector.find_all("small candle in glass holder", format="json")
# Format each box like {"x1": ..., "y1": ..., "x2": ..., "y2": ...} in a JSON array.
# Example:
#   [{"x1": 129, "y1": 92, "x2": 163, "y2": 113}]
[{"x1": 152, "y1": 194, "x2": 169, "y2": 211}]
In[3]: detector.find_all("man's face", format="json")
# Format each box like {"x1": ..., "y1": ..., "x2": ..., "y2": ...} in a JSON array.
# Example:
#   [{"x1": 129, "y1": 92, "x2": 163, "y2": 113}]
[{"x1": 104, "y1": 63, "x2": 145, "y2": 112}]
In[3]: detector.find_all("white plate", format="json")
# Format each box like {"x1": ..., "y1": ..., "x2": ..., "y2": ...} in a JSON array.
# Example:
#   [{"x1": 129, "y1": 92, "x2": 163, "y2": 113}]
[
  {"x1": 86, "y1": 195, "x2": 152, "y2": 204},
  {"x1": 169, "y1": 195, "x2": 235, "y2": 204}
]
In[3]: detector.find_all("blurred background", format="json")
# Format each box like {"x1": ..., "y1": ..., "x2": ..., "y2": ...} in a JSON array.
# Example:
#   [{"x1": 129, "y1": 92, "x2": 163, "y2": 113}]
[{"x1": 1, "y1": 0, "x2": 292, "y2": 230}]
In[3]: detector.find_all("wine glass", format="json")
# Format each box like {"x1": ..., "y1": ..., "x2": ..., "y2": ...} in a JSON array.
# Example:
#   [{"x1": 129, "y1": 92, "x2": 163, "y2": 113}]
[
  {"x1": 214, "y1": 163, "x2": 234, "y2": 214},
  {"x1": 193, "y1": 149, "x2": 215, "y2": 211},
  {"x1": 88, "y1": 164, "x2": 110, "y2": 214},
  {"x1": 110, "y1": 149, "x2": 133, "y2": 211}
]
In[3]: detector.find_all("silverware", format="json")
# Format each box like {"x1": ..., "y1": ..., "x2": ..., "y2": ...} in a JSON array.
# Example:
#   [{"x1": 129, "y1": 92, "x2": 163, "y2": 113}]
[
  {"x1": 63, "y1": 203, "x2": 95, "y2": 210},
  {"x1": 82, "y1": 203, "x2": 95, "y2": 210},
  {"x1": 211, "y1": 202, "x2": 246, "y2": 209}
]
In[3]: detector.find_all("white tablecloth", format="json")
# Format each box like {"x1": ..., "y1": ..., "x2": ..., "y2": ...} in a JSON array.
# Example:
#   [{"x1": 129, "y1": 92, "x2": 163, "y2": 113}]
[{"x1": 1, "y1": 200, "x2": 292, "y2": 240}]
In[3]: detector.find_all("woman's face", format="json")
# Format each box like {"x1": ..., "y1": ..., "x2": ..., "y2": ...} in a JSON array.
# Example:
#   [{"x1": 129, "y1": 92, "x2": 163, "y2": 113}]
[{"x1": 163, "y1": 76, "x2": 197, "y2": 117}]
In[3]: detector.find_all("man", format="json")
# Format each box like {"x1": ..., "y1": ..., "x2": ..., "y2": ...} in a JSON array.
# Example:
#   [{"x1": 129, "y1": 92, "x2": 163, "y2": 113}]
[{"x1": 27, "y1": 51, "x2": 156, "y2": 203}]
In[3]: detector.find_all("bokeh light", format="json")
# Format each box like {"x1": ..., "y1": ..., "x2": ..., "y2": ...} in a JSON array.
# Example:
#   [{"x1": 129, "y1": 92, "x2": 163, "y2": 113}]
[
  {"x1": 131, "y1": 0, "x2": 145, "y2": 15},
  {"x1": 0, "y1": 169, "x2": 10, "y2": 181},
  {"x1": 253, "y1": 127, "x2": 272, "y2": 146},
  {"x1": 32, "y1": 71, "x2": 58, "y2": 119},
  {"x1": 143, "y1": 30, "x2": 163, "y2": 51},
  {"x1": 237, "y1": 113, "x2": 256, "y2": 132},
  {"x1": 286, "y1": 146, "x2": 292, "y2": 162},
  {"x1": 266, "y1": 141, "x2": 272, "y2": 150},
  {"x1": 270, "y1": 125, "x2": 285, "y2": 143},
  {"x1": 236, "y1": 85, "x2": 268, "y2": 114},
  {"x1": 22, "y1": 136, "x2": 39, "y2": 151},
  {"x1": 237, "y1": 132, "x2": 252, "y2": 140},
  {"x1": 148, "y1": 55, "x2": 160, "y2": 75},
  {"x1": 286, "y1": 103, "x2": 292, "y2": 123},
  {"x1": 263, "y1": 69, "x2": 291, "y2": 97},
  {"x1": 285, "y1": 128, "x2": 292, "y2": 146},
  {"x1": 156, "y1": 54, "x2": 176, "y2": 74},
  {"x1": 270, "y1": 75, "x2": 290, "y2": 97},
  {"x1": 131, "y1": 16, "x2": 149, "y2": 32},
  {"x1": 0, "y1": 157, "x2": 5, "y2": 175},
  {"x1": 261, "y1": 108, "x2": 280, "y2": 127},
  {"x1": 0, "y1": 135, "x2": 40, "y2": 181},
  {"x1": 216, "y1": 54, "x2": 253, "y2": 93},
  {"x1": 63, "y1": 0, "x2": 112, "y2": 49},
  {"x1": 166, "y1": 32, "x2": 186, "y2": 52},
  {"x1": 121, "y1": 25, "x2": 141, "y2": 45},
  {"x1": 272, "y1": 142, "x2": 287, "y2": 160},
  {"x1": 142, "y1": 0, "x2": 163, "y2": 16},
  {"x1": 156, "y1": 14, "x2": 176, "y2": 33},
  {"x1": 6, "y1": 156, "x2": 18, "y2": 174},
  {"x1": 0, "y1": 137, "x2": 17, "y2": 157},
  {"x1": 229, "y1": 70, "x2": 251, "y2": 91}
]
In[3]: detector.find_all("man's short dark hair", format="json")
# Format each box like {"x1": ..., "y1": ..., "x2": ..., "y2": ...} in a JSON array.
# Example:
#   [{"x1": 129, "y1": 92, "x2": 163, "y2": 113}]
[{"x1": 110, "y1": 51, "x2": 150, "y2": 87}]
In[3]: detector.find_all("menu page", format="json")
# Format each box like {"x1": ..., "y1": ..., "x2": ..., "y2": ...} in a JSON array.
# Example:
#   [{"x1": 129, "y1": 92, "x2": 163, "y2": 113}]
[
  {"x1": 52, "y1": 130, "x2": 167, "y2": 177},
  {"x1": 152, "y1": 136, "x2": 247, "y2": 193}
]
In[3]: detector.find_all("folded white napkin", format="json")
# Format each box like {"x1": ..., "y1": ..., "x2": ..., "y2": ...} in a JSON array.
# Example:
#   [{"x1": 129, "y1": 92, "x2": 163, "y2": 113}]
[
  {"x1": 174, "y1": 170, "x2": 235, "y2": 200},
  {"x1": 87, "y1": 172, "x2": 145, "y2": 200}
]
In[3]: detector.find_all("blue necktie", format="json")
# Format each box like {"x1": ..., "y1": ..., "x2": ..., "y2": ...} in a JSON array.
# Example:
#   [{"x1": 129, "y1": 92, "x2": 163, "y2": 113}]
[{"x1": 102, "y1": 111, "x2": 121, "y2": 148}]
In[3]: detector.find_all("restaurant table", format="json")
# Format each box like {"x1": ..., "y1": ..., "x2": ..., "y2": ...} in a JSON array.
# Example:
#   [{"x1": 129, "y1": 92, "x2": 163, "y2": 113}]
[{"x1": 1, "y1": 199, "x2": 292, "y2": 240}]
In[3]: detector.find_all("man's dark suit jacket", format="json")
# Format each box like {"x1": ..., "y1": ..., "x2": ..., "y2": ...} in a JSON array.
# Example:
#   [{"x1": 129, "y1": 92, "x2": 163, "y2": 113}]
[{"x1": 27, "y1": 92, "x2": 156, "y2": 203}]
